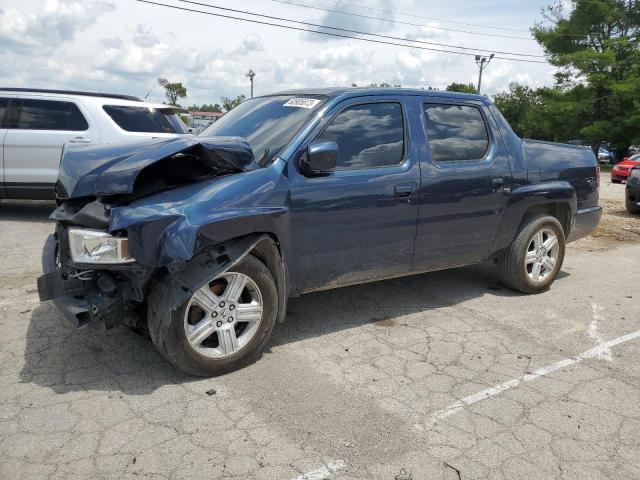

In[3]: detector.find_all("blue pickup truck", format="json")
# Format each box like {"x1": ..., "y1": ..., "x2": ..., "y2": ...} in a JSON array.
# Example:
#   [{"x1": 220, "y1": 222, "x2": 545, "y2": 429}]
[{"x1": 37, "y1": 88, "x2": 601, "y2": 376}]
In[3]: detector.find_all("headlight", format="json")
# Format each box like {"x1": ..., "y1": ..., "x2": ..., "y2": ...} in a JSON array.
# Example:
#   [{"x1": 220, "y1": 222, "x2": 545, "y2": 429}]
[{"x1": 68, "y1": 228, "x2": 134, "y2": 264}]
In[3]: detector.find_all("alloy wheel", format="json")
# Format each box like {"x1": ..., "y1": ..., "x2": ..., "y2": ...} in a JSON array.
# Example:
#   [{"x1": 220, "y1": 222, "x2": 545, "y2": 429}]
[{"x1": 183, "y1": 272, "x2": 263, "y2": 358}]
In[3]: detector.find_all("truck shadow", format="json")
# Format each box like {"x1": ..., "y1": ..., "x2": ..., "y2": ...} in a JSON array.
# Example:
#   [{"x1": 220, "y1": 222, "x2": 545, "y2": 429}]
[
  {"x1": 0, "y1": 200, "x2": 56, "y2": 223},
  {"x1": 20, "y1": 263, "x2": 570, "y2": 394}
]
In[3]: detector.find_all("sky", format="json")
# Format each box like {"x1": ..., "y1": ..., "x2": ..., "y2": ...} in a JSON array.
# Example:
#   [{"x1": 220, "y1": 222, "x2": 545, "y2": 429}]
[{"x1": 0, "y1": 0, "x2": 562, "y2": 106}]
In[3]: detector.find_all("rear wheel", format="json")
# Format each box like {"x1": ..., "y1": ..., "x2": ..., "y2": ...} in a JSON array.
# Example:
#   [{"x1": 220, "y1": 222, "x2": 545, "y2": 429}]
[
  {"x1": 150, "y1": 254, "x2": 278, "y2": 376},
  {"x1": 612, "y1": 178, "x2": 622, "y2": 184},
  {"x1": 497, "y1": 214, "x2": 565, "y2": 294}
]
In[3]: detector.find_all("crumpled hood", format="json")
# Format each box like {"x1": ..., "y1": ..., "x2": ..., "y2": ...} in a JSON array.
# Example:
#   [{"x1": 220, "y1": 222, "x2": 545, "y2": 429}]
[{"x1": 56, "y1": 136, "x2": 256, "y2": 199}]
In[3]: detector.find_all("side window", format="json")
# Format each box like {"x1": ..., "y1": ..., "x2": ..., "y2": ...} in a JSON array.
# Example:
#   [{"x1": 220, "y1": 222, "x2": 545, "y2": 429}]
[
  {"x1": 103, "y1": 105, "x2": 181, "y2": 133},
  {"x1": 423, "y1": 104, "x2": 489, "y2": 162},
  {"x1": 0, "y1": 97, "x2": 8, "y2": 127},
  {"x1": 17, "y1": 99, "x2": 88, "y2": 131},
  {"x1": 316, "y1": 102, "x2": 404, "y2": 170}
]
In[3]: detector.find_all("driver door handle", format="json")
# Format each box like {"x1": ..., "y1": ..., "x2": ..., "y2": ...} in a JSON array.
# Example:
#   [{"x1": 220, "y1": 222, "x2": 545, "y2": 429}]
[{"x1": 395, "y1": 183, "x2": 414, "y2": 200}]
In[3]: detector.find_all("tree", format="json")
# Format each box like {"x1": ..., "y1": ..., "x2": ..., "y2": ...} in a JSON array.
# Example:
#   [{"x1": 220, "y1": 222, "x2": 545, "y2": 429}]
[
  {"x1": 446, "y1": 82, "x2": 478, "y2": 94},
  {"x1": 163, "y1": 82, "x2": 187, "y2": 106},
  {"x1": 532, "y1": 0, "x2": 640, "y2": 156},
  {"x1": 220, "y1": 95, "x2": 246, "y2": 112},
  {"x1": 186, "y1": 103, "x2": 222, "y2": 113}
]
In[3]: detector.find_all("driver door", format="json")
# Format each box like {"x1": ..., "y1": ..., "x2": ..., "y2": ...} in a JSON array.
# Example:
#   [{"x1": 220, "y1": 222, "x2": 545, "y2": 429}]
[{"x1": 289, "y1": 97, "x2": 420, "y2": 293}]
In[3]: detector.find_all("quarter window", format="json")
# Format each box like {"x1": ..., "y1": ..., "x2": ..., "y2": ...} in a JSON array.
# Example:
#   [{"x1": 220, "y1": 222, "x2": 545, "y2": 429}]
[
  {"x1": 17, "y1": 99, "x2": 88, "y2": 131},
  {"x1": 423, "y1": 104, "x2": 489, "y2": 162},
  {"x1": 317, "y1": 102, "x2": 404, "y2": 170},
  {"x1": 103, "y1": 105, "x2": 187, "y2": 133}
]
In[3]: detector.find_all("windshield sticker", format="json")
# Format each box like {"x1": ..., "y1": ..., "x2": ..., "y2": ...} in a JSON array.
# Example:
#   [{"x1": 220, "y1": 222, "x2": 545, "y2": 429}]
[{"x1": 283, "y1": 98, "x2": 322, "y2": 109}]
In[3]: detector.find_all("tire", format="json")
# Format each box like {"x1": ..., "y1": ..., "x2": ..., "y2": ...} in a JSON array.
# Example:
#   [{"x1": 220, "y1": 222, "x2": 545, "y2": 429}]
[
  {"x1": 627, "y1": 205, "x2": 640, "y2": 215},
  {"x1": 612, "y1": 179, "x2": 622, "y2": 184},
  {"x1": 497, "y1": 214, "x2": 566, "y2": 294},
  {"x1": 150, "y1": 254, "x2": 278, "y2": 376}
]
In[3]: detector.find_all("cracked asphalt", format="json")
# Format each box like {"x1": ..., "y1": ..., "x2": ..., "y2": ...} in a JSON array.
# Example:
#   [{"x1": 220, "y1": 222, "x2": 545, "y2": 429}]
[{"x1": 1, "y1": 175, "x2": 639, "y2": 480}]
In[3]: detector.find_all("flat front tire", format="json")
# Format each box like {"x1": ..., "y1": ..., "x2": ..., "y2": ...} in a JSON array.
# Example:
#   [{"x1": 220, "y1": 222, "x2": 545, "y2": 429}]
[
  {"x1": 497, "y1": 214, "x2": 566, "y2": 294},
  {"x1": 150, "y1": 254, "x2": 278, "y2": 376}
]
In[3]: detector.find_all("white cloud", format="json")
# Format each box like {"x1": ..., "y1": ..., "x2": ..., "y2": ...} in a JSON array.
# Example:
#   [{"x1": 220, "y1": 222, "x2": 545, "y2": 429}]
[
  {"x1": 234, "y1": 33, "x2": 265, "y2": 55},
  {"x1": 0, "y1": 0, "x2": 115, "y2": 51}
]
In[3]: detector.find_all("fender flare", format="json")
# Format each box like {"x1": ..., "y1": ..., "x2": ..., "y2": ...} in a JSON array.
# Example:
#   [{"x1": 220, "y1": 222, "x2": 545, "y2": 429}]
[
  {"x1": 492, "y1": 181, "x2": 577, "y2": 253},
  {"x1": 147, "y1": 233, "x2": 288, "y2": 349}
]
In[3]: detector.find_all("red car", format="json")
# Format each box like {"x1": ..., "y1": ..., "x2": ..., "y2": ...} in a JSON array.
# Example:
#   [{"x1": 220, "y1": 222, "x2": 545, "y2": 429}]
[{"x1": 612, "y1": 153, "x2": 640, "y2": 183}]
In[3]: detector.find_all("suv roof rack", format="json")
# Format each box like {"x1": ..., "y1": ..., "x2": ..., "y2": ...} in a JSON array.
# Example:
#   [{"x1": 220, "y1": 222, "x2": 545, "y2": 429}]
[{"x1": 0, "y1": 88, "x2": 143, "y2": 102}]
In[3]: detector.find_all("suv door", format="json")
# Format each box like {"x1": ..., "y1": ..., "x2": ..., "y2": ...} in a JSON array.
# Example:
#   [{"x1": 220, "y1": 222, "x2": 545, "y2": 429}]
[
  {"x1": 3, "y1": 97, "x2": 97, "y2": 199},
  {"x1": 290, "y1": 97, "x2": 420, "y2": 293},
  {"x1": 414, "y1": 100, "x2": 512, "y2": 270}
]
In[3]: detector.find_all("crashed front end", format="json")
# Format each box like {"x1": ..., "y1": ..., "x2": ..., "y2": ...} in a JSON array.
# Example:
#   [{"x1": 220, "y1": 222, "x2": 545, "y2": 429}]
[{"x1": 37, "y1": 136, "x2": 267, "y2": 331}]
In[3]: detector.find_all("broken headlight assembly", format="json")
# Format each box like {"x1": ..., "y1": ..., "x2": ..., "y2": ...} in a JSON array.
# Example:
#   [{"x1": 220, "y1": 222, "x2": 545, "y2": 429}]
[{"x1": 68, "y1": 228, "x2": 134, "y2": 264}]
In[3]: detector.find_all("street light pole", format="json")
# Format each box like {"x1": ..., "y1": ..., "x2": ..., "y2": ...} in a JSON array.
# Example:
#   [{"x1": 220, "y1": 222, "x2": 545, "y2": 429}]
[
  {"x1": 246, "y1": 69, "x2": 256, "y2": 98},
  {"x1": 474, "y1": 53, "x2": 494, "y2": 95}
]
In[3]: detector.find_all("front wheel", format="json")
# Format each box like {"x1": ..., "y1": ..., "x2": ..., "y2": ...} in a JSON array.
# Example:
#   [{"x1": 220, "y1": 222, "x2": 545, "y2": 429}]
[
  {"x1": 150, "y1": 254, "x2": 278, "y2": 376},
  {"x1": 497, "y1": 214, "x2": 566, "y2": 294}
]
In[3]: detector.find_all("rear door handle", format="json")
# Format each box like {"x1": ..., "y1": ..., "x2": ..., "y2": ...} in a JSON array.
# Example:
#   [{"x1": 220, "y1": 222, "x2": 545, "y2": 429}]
[
  {"x1": 492, "y1": 177, "x2": 509, "y2": 193},
  {"x1": 68, "y1": 136, "x2": 91, "y2": 144},
  {"x1": 395, "y1": 183, "x2": 414, "y2": 200}
]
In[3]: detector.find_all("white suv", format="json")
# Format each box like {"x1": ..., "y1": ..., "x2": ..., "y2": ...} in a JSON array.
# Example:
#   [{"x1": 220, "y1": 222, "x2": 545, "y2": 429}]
[{"x1": 0, "y1": 88, "x2": 191, "y2": 200}]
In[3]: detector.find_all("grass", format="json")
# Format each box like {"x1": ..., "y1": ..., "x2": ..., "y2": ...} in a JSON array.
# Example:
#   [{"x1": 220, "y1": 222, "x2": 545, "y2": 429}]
[{"x1": 600, "y1": 164, "x2": 613, "y2": 172}]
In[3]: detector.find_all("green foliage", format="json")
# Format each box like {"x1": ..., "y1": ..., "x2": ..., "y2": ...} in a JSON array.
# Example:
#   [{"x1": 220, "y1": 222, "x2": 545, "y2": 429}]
[
  {"x1": 220, "y1": 95, "x2": 246, "y2": 112},
  {"x1": 530, "y1": 0, "x2": 640, "y2": 156},
  {"x1": 186, "y1": 103, "x2": 222, "y2": 113},
  {"x1": 163, "y1": 82, "x2": 187, "y2": 106},
  {"x1": 445, "y1": 82, "x2": 478, "y2": 94}
]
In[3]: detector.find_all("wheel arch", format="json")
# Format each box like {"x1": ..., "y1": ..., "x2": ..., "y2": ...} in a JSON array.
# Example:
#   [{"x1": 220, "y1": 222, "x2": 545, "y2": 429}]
[
  {"x1": 491, "y1": 181, "x2": 577, "y2": 256},
  {"x1": 147, "y1": 232, "x2": 288, "y2": 350}
]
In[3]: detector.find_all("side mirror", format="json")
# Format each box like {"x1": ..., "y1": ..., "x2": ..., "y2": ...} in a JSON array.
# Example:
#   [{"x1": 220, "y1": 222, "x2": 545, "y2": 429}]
[{"x1": 300, "y1": 141, "x2": 338, "y2": 176}]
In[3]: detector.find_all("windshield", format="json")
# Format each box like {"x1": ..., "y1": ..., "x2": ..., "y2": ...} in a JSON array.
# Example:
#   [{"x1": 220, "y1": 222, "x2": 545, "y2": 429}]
[{"x1": 200, "y1": 95, "x2": 325, "y2": 166}]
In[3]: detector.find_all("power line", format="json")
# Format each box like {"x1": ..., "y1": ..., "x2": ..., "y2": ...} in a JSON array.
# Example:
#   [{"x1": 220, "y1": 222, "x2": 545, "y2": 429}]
[
  {"x1": 134, "y1": 0, "x2": 549, "y2": 63},
  {"x1": 271, "y1": 0, "x2": 534, "y2": 40},
  {"x1": 294, "y1": 0, "x2": 533, "y2": 34},
  {"x1": 272, "y1": 0, "x2": 591, "y2": 40},
  {"x1": 158, "y1": 0, "x2": 548, "y2": 60}
]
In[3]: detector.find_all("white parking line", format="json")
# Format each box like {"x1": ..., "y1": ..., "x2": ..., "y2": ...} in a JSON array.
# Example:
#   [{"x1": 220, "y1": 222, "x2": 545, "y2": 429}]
[
  {"x1": 293, "y1": 459, "x2": 346, "y2": 480},
  {"x1": 428, "y1": 330, "x2": 640, "y2": 424},
  {"x1": 589, "y1": 303, "x2": 612, "y2": 360}
]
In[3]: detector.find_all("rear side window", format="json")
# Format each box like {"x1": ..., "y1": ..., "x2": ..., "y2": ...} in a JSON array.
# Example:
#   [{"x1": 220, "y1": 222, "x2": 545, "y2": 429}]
[
  {"x1": 423, "y1": 104, "x2": 489, "y2": 162},
  {"x1": 103, "y1": 105, "x2": 187, "y2": 133},
  {"x1": 0, "y1": 97, "x2": 8, "y2": 126},
  {"x1": 317, "y1": 102, "x2": 404, "y2": 170},
  {"x1": 16, "y1": 99, "x2": 88, "y2": 131}
]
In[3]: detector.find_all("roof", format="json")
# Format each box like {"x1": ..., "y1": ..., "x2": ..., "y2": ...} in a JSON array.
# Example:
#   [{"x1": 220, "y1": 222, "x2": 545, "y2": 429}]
[
  {"x1": 267, "y1": 86, "x2": 488, "y2": 102},
  {"x1": 0, "y1": 87, "x2": 142, "y2": 102}
]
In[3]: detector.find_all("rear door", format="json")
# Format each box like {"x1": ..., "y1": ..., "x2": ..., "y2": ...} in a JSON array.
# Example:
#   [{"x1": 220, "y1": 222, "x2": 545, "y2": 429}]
[
  {"x1": 290, "y1": 96, "x2": 420, "y2": 292},
  {"x1": 413, "y1": 100, "x2": 512, "y2": 270},
  {"x1": 3, "y1": 96, "x2": 98, "y2": 199}
]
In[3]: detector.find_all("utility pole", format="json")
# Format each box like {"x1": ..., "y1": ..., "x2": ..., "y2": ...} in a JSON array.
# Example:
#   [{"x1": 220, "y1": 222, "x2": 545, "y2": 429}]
[
  {"x1": 474, "y1": 53, "x2": 494, "y2": 95},
  {"x1": 246, "y1": 69, "x2": 256, "y2": 98}
]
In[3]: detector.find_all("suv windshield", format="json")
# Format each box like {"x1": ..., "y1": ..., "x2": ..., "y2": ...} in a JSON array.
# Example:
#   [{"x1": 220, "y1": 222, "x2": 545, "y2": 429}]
[{"x1": 200, "y1": 95, "x2": 325, "y2": 166}]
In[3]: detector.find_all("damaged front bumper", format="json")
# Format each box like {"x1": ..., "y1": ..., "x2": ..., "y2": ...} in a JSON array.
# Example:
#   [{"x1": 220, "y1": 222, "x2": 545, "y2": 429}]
[{"x1": 37, "y1": 232, "x2": 147, "y2": 330}]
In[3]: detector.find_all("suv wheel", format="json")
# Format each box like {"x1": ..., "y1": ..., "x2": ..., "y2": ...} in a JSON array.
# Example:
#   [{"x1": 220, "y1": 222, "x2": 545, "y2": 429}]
[
  {"x1": 497, "y1": 214, "x2": 566, "y2": 294},
  {"x1": 150, "y1": 254, "x2": 278, "y2": 376}
]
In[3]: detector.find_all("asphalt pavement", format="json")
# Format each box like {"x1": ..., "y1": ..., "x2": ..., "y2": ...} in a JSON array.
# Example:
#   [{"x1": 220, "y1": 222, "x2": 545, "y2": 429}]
[{"x1": 1, "y1": 175, "x2": 638, "y2": 479}]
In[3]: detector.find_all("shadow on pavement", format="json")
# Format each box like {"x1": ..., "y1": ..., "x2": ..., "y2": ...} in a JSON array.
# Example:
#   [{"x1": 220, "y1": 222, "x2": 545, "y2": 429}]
[
  {"x1": 0, "y1": 200, "x2": 56, "y2": 223},
  {"x1": 20, "y1": 261, "x2": 570, "y2": 393}
]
